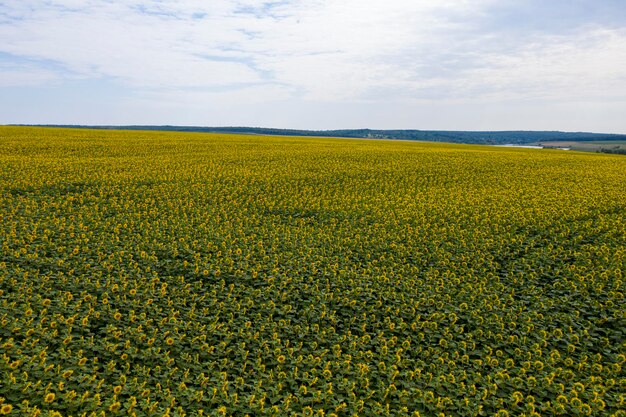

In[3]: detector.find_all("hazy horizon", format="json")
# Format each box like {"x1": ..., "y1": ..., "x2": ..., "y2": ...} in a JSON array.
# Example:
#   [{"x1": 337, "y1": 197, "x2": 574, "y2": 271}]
[
  {"x1": 2, "y1": 1, "x2": 626, "y2": 133},
  {"x1": 6, "y1": 123, "x2": 626, "y2": 136}
]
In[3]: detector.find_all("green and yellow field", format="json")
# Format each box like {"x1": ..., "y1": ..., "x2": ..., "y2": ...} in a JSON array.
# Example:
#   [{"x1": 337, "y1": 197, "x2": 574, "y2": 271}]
[{"x1": 0, "y1": 126, "x2": 624, "y2": 417}]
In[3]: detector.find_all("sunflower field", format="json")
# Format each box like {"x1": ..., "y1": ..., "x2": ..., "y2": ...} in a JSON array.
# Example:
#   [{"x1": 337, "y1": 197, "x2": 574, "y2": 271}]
[{"x1": 0, "y1": 126, "x2": 624, "y2": 417}]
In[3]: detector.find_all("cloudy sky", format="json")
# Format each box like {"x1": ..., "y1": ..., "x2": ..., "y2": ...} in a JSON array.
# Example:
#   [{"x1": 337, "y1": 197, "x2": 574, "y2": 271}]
[{"x1": 1, "y1": 0, "x2": 625, "y2": 132}]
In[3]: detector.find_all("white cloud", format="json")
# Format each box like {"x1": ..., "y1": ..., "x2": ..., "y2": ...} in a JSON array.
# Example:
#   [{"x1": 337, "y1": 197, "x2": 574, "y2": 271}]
[
  {"x1": 1, "y1": 0, "x2": 625, "y2": 130},
  {"x1": 456, "y1": 28, "x2": 626, "y2": 101},
  {"x1": 0, "y1": 0, "x2": 500, "y2": 95},
  {"x1": 0, "y1": 62, "x2": 62, "y2": 87},
  {"x1": 0, "y1": 1, "x2": 265, "y2": 87}
]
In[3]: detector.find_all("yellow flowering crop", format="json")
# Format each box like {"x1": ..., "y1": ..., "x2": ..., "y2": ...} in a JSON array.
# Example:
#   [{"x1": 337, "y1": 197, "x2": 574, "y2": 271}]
[{"x1": 0, "y1": 126, "x2": 624, "y2": 416}]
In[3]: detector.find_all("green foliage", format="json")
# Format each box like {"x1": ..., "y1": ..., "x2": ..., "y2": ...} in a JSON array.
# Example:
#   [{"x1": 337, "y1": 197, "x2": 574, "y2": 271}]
[
  {"x1": 13, "y1": 124, "x2": 626, "y2": 145},
  {"x1": 598, "y1": 148, "x2": 626, "y2": 155},
  {"x1": 0, "y1": 127, "x2": 624, "y2": 416}
]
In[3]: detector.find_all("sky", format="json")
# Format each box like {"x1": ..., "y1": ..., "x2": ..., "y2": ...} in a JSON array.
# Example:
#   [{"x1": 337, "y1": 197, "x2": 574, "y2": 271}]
[{"x1": 1, "y1": 0, "x2": 626, "y2": 132}]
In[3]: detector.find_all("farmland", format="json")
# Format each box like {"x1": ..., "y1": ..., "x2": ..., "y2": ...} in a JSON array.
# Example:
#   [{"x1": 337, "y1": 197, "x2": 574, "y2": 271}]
[
  {"x1": 0, "y1": 126, "x2": 624, "y2": 416},
  {"x1": 535, "y1": 141, "x2": 626, "y2": 154}
]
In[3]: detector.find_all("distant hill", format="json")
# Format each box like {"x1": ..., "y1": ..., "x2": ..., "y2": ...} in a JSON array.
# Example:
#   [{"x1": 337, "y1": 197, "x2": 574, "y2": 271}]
[{"x1": 11, "y1": 125, "x2": 626, "y2": 145}]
